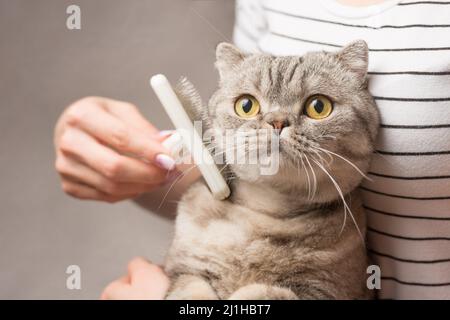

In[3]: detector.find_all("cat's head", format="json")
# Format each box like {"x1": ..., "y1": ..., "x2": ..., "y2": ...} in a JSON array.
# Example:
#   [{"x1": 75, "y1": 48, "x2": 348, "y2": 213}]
[{"x1": 180, "y1": 41, "x2": 379, "y2": 203}]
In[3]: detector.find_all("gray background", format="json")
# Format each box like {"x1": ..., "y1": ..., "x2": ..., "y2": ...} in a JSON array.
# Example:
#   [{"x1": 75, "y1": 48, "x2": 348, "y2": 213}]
[{"x1": 0, "y1": 0, "x2": 234, "y2": 299}]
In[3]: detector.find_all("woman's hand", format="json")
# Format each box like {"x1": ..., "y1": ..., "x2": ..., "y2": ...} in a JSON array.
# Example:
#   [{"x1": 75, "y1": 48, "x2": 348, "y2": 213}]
[
  {"x1": 54, "y1": 96, "x2": 177, "y2": 203},
  {"x1": 101, "y1": 257, "x2": 169, "y2": 300}
]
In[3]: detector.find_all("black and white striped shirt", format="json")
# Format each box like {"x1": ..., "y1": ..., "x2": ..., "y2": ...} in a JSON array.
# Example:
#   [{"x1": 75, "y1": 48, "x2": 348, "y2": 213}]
[{"x1": 234, "y1": 0, "x2": 450, "y2": 299}]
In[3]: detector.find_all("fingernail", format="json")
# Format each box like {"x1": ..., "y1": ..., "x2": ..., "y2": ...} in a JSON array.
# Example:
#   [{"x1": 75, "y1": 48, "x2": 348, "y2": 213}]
[
  {"x1": 158, "y1": 130, "x2": 174, "y2": 138},
  {"x1": 155, "y1": 154, "x2": 176, "y2": 171}
]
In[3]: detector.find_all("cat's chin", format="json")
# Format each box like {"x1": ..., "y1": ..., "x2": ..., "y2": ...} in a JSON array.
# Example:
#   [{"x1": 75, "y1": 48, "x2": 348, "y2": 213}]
[{"x1": 228, "y1": 155, "x2": 309, "y2": 190}]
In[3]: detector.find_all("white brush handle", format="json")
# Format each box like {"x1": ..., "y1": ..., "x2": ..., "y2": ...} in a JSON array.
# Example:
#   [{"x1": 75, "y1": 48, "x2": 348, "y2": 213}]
[{"x1": 150, "y1": 74, "x2": 230, "y2": 200}]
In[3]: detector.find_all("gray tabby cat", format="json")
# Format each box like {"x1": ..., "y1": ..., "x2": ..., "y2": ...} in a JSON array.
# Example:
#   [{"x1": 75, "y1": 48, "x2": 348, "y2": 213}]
[{"x1": 164, "y1": 40, "x2": 379, "y2": 299}]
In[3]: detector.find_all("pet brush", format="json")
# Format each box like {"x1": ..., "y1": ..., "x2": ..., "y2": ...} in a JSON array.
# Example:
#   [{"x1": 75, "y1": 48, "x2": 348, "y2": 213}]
[{"x1": 150, "y1": 74, "x2": 231, "y2": 200}]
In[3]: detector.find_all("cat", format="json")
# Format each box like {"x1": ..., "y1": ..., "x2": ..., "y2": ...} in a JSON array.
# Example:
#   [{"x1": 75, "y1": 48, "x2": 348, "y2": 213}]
[{"x1": 164, "y1": 40, "x2": 380, "y2": 299}]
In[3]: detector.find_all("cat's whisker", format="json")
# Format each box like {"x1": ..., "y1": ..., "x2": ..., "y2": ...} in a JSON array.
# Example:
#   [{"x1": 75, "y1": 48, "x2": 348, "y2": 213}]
[
  {"x1": 311, "y1": 159, "x2": 364, "y2": 243},
  {"x1": 312, "y1": 158, "x2": 349, "y2": 237},
  {"x1": 167, "y1": 200, "x2": 184, "y2": 206},
  {"x1": 294, "y1": 157, "x2": 303, "y2": 178},
  {"x1": 189, "y1": 7, "x2": 232, "y2": 43},
  {"x1": 315, "y1": 147, "x2": 372, "y2": 182},
  {"x1": 310, "y1": 147, "x2": 333, "y2": 166},
  {"x1": 213, "y1": 143, "x2": 258, "y2": 158},
  {"x1": 304, "y1": 154, "x2": 318, "y2": 200},
  {"x1": 157, "y1": 164, "x2": 199, "y2": 210},
  {"x1": 319, "y1": 133, "x2": 337, "y2": 141},
  {"x1": 322, "y1": 150, "x2": 334, "y2": 165},
  {"x1": 218, "y1": 163, "x2": 229, "y2": 174},
  {"x1": 309, "y1": 148, "x2": 328, "y2": 166},
  {"x1": 299, "y1": 152, "x2": 312, "y2": 200}
]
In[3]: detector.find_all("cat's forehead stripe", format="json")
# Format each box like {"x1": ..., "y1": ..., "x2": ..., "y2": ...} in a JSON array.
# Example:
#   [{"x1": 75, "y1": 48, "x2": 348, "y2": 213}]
[{"x1": 259, "y1": 56, "x2": 305, "y2": 106}]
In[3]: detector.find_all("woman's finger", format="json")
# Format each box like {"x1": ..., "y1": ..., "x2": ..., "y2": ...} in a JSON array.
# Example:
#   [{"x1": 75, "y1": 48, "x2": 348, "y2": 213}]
[
  {"x1": 61, "y1": 179, "x2": 104, "y2": 199},
  {"x1": 59, "y1": 128, "x2": 170, "y2": 184},
  {"x1": 61, "y1": 172, "x2": 156, "y2": 197},
  {"x1": 100, "y1": 275, "x2": 129, "y2": 299},
  {"x1": 101, "y1": 99, "x2": 160, "y2": 138},
  {"x1": 65, "y1": 105, "x2": 168, "y2": 162},
  {"x1": 101, "y1": 281, "x2": 136, "y2": 300},
  {"x1": 56, "y1": 152, "x2": 161, "y2": 195},
  {"x1": 128, "y1": 257, "x2": 170, "y2": 299},
  {"x1": 61, "y1": 178, "x2": 141, "y2": 203}
]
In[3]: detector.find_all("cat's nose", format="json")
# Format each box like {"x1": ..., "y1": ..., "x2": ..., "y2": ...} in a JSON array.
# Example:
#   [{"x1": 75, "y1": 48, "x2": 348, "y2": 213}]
[{"x1": 269, "y1": 119, "x2": 289, "y2": 131}]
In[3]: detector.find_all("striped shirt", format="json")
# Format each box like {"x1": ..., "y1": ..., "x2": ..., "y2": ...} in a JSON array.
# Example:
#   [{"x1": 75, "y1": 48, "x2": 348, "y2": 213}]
[{"x1": 233, "y1": 0, "x2": 450, "y2": 299}]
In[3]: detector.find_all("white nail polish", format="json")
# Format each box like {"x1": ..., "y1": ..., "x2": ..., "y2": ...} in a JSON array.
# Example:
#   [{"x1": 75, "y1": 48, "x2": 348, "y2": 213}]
[
  {"x1": 158, "y1": 130, "x2": 174, "y2": 137},
  {"x1": 155, "y1": 154, "x2": 176, "y2": 171}
]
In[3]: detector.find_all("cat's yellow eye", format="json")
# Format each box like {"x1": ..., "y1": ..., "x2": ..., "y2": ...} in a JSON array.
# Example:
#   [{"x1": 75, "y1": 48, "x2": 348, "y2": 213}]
[
  {"x1": 234, "y1": 95, "x2": 260, "y2": 118},
  {"x1": 304, "y1": 95, "x2": 333, "y2": 120}
]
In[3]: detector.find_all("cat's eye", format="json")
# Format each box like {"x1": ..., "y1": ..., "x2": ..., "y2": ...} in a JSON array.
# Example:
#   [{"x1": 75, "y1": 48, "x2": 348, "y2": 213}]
[
  {"x1": 304, "y1": 95, "x2": 333, "y2": 120},
  {"x1": 234, "y1": 95, "x2": 260, "y2": 118}
]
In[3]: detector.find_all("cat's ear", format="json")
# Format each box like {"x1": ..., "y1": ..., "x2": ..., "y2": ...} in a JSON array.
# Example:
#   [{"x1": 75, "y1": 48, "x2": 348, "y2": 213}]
[
  {"x1": 215, "y1": 42, "x2": 246, "y2": 79},
  {"x1": 336, "y1": 40, "x2": 369, "y2": 81}
]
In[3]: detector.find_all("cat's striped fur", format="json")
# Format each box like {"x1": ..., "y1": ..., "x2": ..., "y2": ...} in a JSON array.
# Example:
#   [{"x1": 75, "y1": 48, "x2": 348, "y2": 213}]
[{"x1": 165, "y1": 41, "x2": 379, "y2": 299}]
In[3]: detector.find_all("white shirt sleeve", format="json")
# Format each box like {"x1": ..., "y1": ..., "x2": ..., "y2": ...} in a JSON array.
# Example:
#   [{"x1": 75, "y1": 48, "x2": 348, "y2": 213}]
[{"x1": 233, "y1": 0, "x2": 268, "y2": 53}]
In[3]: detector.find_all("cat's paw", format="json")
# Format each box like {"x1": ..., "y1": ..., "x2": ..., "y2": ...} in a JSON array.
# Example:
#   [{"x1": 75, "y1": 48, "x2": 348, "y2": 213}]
[
  {"x1": 166, "y1": 276, "x2": 218, "y2": 300},
  {"x1": 228, "y1": 284, "x2": 298, "y2": 300}
]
